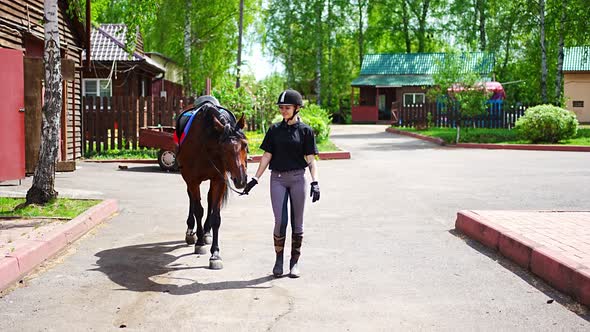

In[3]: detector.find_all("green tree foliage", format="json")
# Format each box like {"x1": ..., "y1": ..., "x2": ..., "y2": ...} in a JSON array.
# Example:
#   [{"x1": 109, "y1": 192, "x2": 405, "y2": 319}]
[
  {"x1": 88, "y1": 0, "x2": 590, "y2": 119},
  {"x1": 429, "y1": 52, "x2": 491, "y2": 142},
  {"x1": 91, "y1": 0, "x2": 260, "y2": 93}
]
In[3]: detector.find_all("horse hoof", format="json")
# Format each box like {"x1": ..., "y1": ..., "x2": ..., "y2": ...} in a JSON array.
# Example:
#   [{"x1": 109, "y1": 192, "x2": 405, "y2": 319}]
[
  {"x1": 204, "y1": 233, "x2": 212, "y2": 245},
  {"x1": 194, "y1": 245, "x2": 208, "y2": 255},
  {"x1": 209, "y1": 259, "x2": 223, "y2": 270},
  {"x1": 185, "y1": 233, "x2": 197, "y2": 245}
]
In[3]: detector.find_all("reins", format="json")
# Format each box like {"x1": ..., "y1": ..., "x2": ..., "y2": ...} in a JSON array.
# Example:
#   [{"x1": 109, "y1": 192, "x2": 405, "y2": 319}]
[{"x1": 208, "y1": 159, "x2": 245, "y2": 195}]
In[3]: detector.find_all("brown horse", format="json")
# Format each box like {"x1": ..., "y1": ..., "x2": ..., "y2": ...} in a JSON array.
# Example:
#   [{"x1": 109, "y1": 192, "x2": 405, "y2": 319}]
[{"x1": 176, "y1": 100, "x2": 248, "y2": 270}]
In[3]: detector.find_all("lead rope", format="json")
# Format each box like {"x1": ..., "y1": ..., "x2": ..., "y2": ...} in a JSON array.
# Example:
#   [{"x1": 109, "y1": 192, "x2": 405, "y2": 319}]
[{"x1": 208, "y1": 159, "x2": 245, "y2": 195}]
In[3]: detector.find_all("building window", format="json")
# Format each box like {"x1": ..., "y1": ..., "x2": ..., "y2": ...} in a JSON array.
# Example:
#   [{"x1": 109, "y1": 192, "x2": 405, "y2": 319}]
[
  {"x1": 83, "y1": 79, "x2": 112, "y2": 97},
  {"x1": 403, "y1": 93, "x2": 425, "y2": 106},
  {"x1": 573, "y1": 101, "x2": 584, "y2": 108}
]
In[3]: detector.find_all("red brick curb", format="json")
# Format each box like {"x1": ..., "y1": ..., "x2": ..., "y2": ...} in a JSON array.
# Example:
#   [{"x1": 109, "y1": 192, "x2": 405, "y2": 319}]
[
  {"x1": 455, "y1": 210, "x2": 590, "y2": 307},
  {"x1": 455, "y1": 143, "x2": 590, "y2": 152},
  {"x1": 0, "y1": 199, "x2": 118, "y2": 292},
  {"x1": 385, "y1": 127, "x2": 446, "y2": 145}
]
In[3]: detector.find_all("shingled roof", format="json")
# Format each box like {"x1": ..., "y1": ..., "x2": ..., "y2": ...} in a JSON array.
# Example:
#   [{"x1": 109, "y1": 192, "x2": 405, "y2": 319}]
[
  {"x1": 564, "y1": 46, "x2": 590, "y2": 72},
  {"x1": 352, "y1": 52, "x2": 494, "y2": 87},
  {"x1": 83, "y1": 24, "x2": 164, "y2": 73}
]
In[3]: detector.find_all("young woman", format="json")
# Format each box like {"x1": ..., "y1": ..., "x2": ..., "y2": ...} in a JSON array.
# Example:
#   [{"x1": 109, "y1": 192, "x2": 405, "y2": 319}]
[{"x1": 242, "y1": 89, "x2": 320, "y2": 278}]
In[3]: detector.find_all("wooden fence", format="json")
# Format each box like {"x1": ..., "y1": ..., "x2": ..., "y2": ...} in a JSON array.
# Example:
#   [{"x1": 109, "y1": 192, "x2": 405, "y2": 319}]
[
  {"x1": 395, "y1": 101, "x2": 528, "y2": 129},
  {"x1": 82, "y1": 96, "x2": 194, "y2": 154}
]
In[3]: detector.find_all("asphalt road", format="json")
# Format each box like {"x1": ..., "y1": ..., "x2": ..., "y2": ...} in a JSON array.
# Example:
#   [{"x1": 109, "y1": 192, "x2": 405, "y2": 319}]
[{"x1": 1, "y1": 124, "x2": 590, "y2": 331}]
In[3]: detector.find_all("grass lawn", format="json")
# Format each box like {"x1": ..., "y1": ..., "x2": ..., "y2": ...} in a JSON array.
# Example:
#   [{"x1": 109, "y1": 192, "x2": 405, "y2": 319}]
[
  {"x1": 395, "y1": 127, "x2": 590, "y2": 145},
  {"x1": 0, "y1": 197, "x2": 100, "y2": 219}
]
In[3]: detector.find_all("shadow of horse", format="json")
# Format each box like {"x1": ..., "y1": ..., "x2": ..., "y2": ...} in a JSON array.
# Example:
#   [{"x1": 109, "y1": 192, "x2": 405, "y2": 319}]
[{"x1": 91, "y1": 240, "x2": 273, "y2": 295}]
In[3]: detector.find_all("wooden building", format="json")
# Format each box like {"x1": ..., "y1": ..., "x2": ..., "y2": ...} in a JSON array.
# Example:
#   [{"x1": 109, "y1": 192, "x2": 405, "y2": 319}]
[
  {"x1": 146, "y1": 52, "x2": 184, "y2": 99},
  {"x1": 564, "y1": 46, "x2": 590, "y2": 123},
  {"x1": 350, "y1": 52, "x2": 495, "y2": 123},
  {"x1": 82, "y1": 24, "x2": 164, "y2": 98},
  {"x1": 0, "y1": 0, "x2": 87, "y2": 181}
]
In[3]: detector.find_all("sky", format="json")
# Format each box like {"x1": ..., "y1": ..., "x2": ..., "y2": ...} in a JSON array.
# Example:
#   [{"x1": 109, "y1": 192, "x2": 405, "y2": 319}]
[{"x1": 242, "y1": 42, "x2": 284, "y2": 81}]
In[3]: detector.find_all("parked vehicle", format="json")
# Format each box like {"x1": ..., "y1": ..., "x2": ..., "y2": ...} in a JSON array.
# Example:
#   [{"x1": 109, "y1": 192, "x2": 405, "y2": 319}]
[{"x1": 138, "y1": 126, "x2": 178, "y2": 171}]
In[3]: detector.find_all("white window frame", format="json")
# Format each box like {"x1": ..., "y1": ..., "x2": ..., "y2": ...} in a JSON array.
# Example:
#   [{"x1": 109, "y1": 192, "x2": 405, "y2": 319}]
[
  {"x1": 83, "y1": 78, "x2": 112, "y2": 97},
  {"x1": 403, "y1": 93, "x2": 425, "y2": 106}
]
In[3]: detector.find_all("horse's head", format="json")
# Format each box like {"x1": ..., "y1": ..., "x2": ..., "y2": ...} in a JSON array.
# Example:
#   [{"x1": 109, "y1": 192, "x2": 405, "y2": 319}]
[{"x1": 213, "y1": 114, "x2": 248, "y2": 189}]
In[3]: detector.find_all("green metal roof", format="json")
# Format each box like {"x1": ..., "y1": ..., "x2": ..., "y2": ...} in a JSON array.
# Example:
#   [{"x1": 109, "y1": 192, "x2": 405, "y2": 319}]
[
  {"x1": 353, "y1": 52, "x2": 494, "y2": 87},
  {"x1": 564, "y1": 46, "x2": 590, "y2": 71},
  {"x1": 351, "y1": 75, "x2": 434, "y2": 87}
]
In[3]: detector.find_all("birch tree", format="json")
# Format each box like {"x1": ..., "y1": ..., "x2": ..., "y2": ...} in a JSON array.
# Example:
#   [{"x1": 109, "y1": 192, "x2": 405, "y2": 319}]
[{"x1": 26, "y1": 0, "x2": 62, "y2": 204}]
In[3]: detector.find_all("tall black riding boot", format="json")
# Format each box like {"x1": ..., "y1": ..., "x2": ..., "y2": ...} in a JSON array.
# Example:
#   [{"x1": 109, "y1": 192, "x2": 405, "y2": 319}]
[
  {"x1": 289, "y1": 233, "x2": 303, "y2": 278},
  {"x1": 273, "y1": 235, "x2": 286, "y2": 277}
]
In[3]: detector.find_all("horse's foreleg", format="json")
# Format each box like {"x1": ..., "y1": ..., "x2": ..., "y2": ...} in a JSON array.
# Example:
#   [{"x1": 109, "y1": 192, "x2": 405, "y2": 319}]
[
  {"x1": 185, "y1": 190, "x2": 197, "y2": 244},
  {"x1": 203, "y1": 190, "x2": 213, "y2": 244},
  {"x1": 208, "y1": 180, "x2": 225, "y2": 270}
]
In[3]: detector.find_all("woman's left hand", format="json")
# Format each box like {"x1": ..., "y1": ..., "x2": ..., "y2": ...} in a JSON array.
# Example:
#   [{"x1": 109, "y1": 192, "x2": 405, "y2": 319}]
[{"x1": 310, "y1": 181, "x2": 320, "y2": 202}]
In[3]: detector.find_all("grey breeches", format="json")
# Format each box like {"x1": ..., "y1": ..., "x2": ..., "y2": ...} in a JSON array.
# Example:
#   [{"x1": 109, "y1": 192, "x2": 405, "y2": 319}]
[{"x1": 270, "y1": 169, "x2": 306, "y2": 237}]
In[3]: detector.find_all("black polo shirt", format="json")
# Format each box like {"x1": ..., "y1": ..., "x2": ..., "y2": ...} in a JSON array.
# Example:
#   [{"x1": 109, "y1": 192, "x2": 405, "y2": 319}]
[{"x1": 260, "y1": 120, "x2": 319, "y2": 172}]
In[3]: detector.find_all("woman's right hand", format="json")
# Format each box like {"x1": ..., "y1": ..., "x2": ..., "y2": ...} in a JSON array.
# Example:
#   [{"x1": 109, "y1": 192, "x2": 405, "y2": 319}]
[{"x1": 241, "y1": 178, "x2": 258, "y2": 195}]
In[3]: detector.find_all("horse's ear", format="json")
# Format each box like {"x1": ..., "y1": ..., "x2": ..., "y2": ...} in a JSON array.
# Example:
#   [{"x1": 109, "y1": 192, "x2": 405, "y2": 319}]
[
  {"x1": 236, "y1": 114, "x2": 245, "y2": 130},
  {"x1": 212, "y1": 116, "x2": 225, "y2": 133}
]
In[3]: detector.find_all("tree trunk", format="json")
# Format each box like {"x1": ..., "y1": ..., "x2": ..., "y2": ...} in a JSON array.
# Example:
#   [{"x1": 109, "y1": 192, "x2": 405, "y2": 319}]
[
  {"x1": 402, "y1": 0, "x2": 411, "y2": 53},
  {"x1": 26, "y1": 0, "x2": 62, "y2": 205},
  {"x1": 417, "y1": 0, "x2": 431, "y2": 52},
  {"x1": 236, "y1": 0, "x2": 244, "y2": 88},
  {"x1": 315, "y1": 0, "x2": 323, "y2": 105},
  {"x1": 183, "y1": 0, "x2": 192, "y2": 95},
  {"x1": 539, "y1": 0, "x2": 547, "y2": 103},
  {"x1": 555, "y1": 0, "x2": 566, "y2": 105},
  {"x1": 478, "y1": 0, "x2": 486, "y2": 50},
  {"x1": 358, "y1": 0, "x2": 364, "y2": 69}
]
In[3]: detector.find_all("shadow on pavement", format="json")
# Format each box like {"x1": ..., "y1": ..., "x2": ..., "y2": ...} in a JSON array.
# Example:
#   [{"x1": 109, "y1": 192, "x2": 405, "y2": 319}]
[
  {"x1": 91, "y1": 240, "x2": 273, "y2": 295},
  {"x1": 449, "y1": 229, "x2": 590, "y2": 321},
  {"x1": 117, "y1": 165, "x2": 179, "y2": 174}
]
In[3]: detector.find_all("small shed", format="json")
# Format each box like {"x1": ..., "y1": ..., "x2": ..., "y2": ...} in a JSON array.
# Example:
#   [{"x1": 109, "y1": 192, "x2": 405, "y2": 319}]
[
  {"x1": 0, "y1": 0, "x2": 87, "y2": 181},
  {"x1": 82, "y1": 24, "x2": 165, "y2": 98},
  {"x1": 564, "y1": 46, "x2": 590, "y2": 123},
  {"x1": 350, "y1": 52, "x2": 494, "y2": 123}
]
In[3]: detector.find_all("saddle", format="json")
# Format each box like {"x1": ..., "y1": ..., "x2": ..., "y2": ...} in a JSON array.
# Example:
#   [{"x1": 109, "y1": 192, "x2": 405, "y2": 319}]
[{"x1": 174, "y1": 102, "x2": 237, "y2": 146}]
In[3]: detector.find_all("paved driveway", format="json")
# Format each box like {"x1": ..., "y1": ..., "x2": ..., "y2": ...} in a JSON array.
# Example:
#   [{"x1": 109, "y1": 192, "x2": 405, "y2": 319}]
[{"x1": 1, "y1": 124, "x2": 590, "y2": 331}]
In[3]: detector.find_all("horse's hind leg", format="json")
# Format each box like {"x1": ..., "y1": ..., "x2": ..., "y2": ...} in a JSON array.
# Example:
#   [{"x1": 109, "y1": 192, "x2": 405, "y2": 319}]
[
  {"x1": 188, "y1": 185, "x2": 208, "y2": 255},
  {"x1": 185, "y1": 190, "x2": 198, "y2": 244}
]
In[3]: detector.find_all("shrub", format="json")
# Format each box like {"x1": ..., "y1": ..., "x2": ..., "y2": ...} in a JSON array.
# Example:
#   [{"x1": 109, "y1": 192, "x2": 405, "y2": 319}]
[
  {"x1": 515, "y1": 104, "x2": 578, "y2": 143},
  {"x1": 272, "y1": 104, "x2": 332, "y2": 142}
]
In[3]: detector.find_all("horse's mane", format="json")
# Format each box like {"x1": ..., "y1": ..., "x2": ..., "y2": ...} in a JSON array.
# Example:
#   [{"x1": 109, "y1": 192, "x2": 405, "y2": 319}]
[{"x1": 197, "y1": 104, "x2": 244, "y2": 207}]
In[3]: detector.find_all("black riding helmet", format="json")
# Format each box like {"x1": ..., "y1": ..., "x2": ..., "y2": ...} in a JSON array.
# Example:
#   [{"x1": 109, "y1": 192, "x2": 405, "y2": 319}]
[{"x1": 276, "y1": 89, "x2": 303, "y2": 107}]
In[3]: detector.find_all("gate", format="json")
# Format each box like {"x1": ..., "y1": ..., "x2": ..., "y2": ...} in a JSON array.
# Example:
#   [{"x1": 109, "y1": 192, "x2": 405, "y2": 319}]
[{"x1": 0, "y1": 49, "x2": 25, "y2": 181}]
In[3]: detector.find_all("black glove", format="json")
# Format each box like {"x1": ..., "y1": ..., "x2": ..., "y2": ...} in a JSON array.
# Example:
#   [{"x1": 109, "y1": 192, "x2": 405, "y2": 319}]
[
  {"x1": 310, "y1": 181, "x2": 320, "y2": 203},
  {"x1": 241, "y1": 178, "x2": 258, "y2": 195}
]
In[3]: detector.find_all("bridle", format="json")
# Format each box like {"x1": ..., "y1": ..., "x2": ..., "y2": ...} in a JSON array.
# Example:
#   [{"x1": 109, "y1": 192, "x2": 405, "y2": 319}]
[{"x1": 208, "y1": 131, "x2": 247, "y2": 195}]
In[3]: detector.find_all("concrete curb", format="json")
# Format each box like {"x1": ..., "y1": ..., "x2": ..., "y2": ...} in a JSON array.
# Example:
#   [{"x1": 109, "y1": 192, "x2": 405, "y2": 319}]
[
  {"x1": 385, "y1": 127, "x2": 590, "y2": 152},
  {"x1": 385, "y1": 127, "x2": 446, "y2": 145},
  {"x1": 0, "y1": 199, "x2": 118, "y2": 292},
  {"x1": 455, "y1": 210, "x2": 590, "y2": 307}
]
